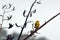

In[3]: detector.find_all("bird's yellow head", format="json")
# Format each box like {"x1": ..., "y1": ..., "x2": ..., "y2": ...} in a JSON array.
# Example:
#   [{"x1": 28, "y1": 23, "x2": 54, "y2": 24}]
[{"x1": 35, "y1": 20, "x2": 40, "y2": 29}]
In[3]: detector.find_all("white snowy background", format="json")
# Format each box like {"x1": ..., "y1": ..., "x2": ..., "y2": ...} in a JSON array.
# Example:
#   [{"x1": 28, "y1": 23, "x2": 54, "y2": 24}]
[{"x1": 0, "y1": 0, "x2": 60, "y2": 40}]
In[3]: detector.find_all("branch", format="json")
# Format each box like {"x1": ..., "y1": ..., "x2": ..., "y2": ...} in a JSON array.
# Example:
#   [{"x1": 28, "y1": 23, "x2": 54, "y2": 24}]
[
  {"x1": 18, "y1": 0, "x2": 37, "y2": 40},
  {"x1": 23, "y1": 13, "x2": 60, "y2": 40},
  {"x1": 0, "y1": 3, "x2": 15, "y2": 31}
]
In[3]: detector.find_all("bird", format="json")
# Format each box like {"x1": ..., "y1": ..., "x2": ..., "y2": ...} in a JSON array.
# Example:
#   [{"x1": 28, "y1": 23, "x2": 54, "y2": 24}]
[
  {"x1": 31, "y1": 20, "x2": 40, "y2": 33},
  {"x1": 8, "y1": 23, "x2": 13, "y2": 29},
  {"x1": 35, "y1": 20, "x2": 40, "y2": 29}
]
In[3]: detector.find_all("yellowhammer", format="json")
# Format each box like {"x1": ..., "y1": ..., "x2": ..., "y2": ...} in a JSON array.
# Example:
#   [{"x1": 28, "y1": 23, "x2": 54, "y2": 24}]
[{"x1": 35, "y1": 20, "x2": 40, "y2": 29}]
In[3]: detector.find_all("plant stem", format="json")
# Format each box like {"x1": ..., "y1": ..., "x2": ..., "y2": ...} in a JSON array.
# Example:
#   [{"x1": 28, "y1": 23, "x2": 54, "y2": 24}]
[
  {"x1": 0, "y1": 10, "x2": 5, "y2": 32},
  {"x1": 23, "y1": 13, "x2": 60, "y2": 40},
  {"x1": 18, "y1": 0, "x2": 37, "y2": 40}
]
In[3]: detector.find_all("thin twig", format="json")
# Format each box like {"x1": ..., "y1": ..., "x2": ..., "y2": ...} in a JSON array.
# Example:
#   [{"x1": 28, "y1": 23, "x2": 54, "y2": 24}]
[
  {"x1": 0, "y1": 10, "x2": 6, "y2": 32},
  {"x1": 0, "y1": 4, "x2": 15, "y2": 31},
  {"x1": 23, "y1": 13, "x2": 60, "y2": 40},
  {"x1": 18, "y1": 0, "x2": 37, "y2": 40}
]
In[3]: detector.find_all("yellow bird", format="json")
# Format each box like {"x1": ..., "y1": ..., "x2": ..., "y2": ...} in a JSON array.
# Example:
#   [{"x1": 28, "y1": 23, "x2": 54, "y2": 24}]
[
  {"x1": 28, "y1": 20, "x2": 40, "y2": 34},
  {"x1": 34, "y1": 20, "x2": 40, "y2": 29}
]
